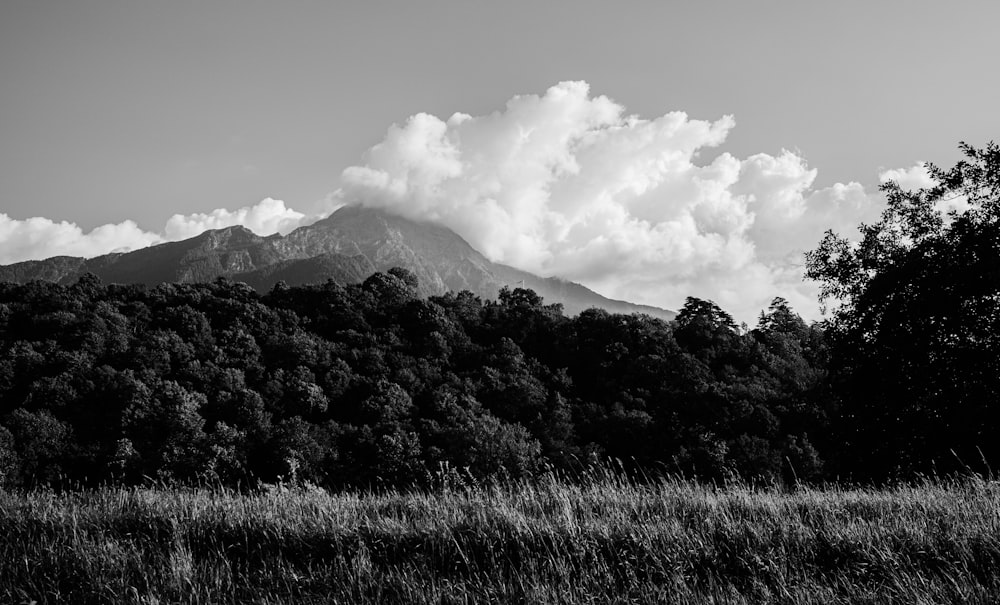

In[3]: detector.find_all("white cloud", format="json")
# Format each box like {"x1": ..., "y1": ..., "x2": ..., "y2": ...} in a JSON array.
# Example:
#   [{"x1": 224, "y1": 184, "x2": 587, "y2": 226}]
[
  {"x1": 0, "y1": 215, "x2": 161, "y2": 266},
  {"x1": 163, "y1": 197, "x2": 308, "y2": 240},
  {"x1": 879, "y1": 163, "x2": 935, "y2": 191},
  {"x1": 1, "y1": 81, "x2": 934, "y2": 323},
  {"x1": 336, "y1": 80, "x2": 893, "y2": 322},
  {"x1": 0, "y1": 197, "x2": 315, "y2": 267},
  {"x1": 879, "y1": 162, "x2": 967, "y2": 215}
]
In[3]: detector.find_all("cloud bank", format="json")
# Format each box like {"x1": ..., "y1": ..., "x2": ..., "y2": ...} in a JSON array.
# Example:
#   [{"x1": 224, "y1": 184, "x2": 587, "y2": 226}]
[
  {"x1": 1, "y1": 82, "x2": 922, "y2": 322},
  {"x1": 336, "y1": 81, "x2": 890, "y2": 321},
  {"x1": 0, "y1": 198, "x2": 311, "y2": 266},
  {"x1": 163, "y1": 198, "x2": 307, "y2": 241},
  {"x1": 0, "y1": 216, "x2": 161, "y2": 266}
]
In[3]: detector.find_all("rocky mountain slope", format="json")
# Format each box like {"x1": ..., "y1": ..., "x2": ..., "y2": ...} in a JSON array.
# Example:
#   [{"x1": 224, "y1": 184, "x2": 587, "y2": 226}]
[{"x1": 0, "y1": 205, "x2": 675, "y2": 319}]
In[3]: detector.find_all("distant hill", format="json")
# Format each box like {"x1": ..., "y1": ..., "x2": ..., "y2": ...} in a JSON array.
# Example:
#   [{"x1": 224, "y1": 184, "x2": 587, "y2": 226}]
[{"x1": 0, "y1": 205, "x2": 675, "y2": 319}]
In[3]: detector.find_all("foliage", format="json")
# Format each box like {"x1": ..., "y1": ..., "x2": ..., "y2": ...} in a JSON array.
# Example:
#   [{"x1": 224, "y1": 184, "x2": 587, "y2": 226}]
[
  {"x1": 806, "y1": 142, "x2": 1000, "y2": 478},
  {"x1": 0, "y1": 271, "x2": 830, "y2": 487}
]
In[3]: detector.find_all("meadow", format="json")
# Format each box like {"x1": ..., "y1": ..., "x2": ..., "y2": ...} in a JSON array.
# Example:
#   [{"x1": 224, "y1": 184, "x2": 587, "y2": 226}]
[{"x1": 3, "y1": 468, "x2": 1000, "y2": 604}]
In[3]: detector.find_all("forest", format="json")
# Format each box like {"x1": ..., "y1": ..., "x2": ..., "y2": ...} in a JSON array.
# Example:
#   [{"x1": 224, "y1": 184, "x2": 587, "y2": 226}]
[
  {"x1": 0, "y1": 272, "x2": 830, "y2": 488},
  {"x1": 1, "y1": 142, "x2": 999, "y2": 490}
]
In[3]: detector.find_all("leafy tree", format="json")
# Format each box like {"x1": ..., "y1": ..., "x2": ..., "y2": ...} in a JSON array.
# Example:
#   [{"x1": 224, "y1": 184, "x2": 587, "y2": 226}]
[
  {"x1": 265, "y1": 416, "x2": 333, "y2": 484},
  {"x1": 674, "y1": 297, "x2": 740, "y2": 364},
  {"x1": 358, "y1": 380, "x2": 414, "y2": 426},
  {"x1": 204, "y1": 421, "x2": 249, "y2": 483},
  {"x1": 5, "y1": 408, "x2": 73, "y2": 485},
  {"x1": 122, "y1": 379, "x2": 208, "y2": 481},
  {"x1": 676, "y1": 297, "x2": 738, "y2": 332},
  {"x1": 0, "y1": 424, "x2": 21, "y2": 486},
  {"x1": 387, "y1": 267, "x2": 419, "y2": 292},
  {"x1": 362, "y1": 271, "x2": 417, "y2": 310},
  {"x1": 756, "y1": 297, "x2": 807, "y2": 338},
  {"x1": 420, "y1": 390, "x2": 542, "y2": 478},
  {"x1": 806, "y1": 142, "x2": 1000, "y2": 477},
  {"x1": 281, "y1": 366, "x2": 329, "y2": 418}
]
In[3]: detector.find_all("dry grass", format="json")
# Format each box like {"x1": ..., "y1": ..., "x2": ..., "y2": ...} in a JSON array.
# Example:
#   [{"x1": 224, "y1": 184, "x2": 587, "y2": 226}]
[{"x1": 3, "y1": 469, "x2": 1000, "y2": 604}]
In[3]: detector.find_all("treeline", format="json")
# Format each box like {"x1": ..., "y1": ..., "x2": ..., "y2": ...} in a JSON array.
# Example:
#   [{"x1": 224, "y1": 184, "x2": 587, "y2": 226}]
[
  {"x1": 3, "y1": 143, "x2": 998, "y2": 489},
  {"x1": 0, "y1": 271, "x2": 834, "y2": 488}
]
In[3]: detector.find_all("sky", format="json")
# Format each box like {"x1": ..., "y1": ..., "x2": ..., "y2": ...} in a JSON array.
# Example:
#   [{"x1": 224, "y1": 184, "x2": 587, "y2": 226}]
[{"x1": 1, "y1": 0, "x2": 998, "y2": 321}]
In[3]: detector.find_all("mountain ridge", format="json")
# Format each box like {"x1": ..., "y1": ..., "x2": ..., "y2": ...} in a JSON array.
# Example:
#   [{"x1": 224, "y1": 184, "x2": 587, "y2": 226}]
[{"x1": 0, "y1": 205, "x2": 675, "y2": 319}]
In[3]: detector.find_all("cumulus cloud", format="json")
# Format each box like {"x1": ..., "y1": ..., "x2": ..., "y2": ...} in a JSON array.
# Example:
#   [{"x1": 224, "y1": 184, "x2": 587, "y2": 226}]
[
  {"x1": 336, "y1": 81, "x2": 892, "y2": 322},
  {"x1": 163, "y1": 197, "x2": 307, "y2": 240},
  {"x1": 879, "y1": 162, "x2": 967, "y2": 216},
  {"x1": 879, "y1": 163, "x2": 935, "y2": 191},
  {"x1": 1, "y1": 81, "x2": 932, "y2": 323},
  {"x1": 0, "y1": 215, "x2": 161, "y2": 266},
  {"x1": 0, "y1": 197, "x2": 314, "y2": 267}
]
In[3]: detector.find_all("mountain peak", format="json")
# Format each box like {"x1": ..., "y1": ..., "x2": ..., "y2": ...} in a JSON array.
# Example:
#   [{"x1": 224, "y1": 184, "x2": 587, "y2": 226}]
[
  {"x1": 311, "y1": 205, "x2": 479, "y2": 250},
  {"x1": 193, "y1": 224, "x2": 263, "y2": 244},
  {"x1": 0, "y1": 205, "x2": 675, "y2": 319}
]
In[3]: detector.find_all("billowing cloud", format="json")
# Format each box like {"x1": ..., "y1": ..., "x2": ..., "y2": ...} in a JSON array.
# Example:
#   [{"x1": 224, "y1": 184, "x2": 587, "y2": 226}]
[
  {"x1": 879, "y1": 163, "x2": 934, "y2": 191},
  {"x1": 0, "y1": 215, "x2": 161, "y2": 266},
  {"x1": 0, "y1": 198, "x2": 314, "y2": 266},
  {"x1": 163, "y1": 197, "x2": 307, "y2": 240},
  {"x1": 879, "y1": 162, "x2": 968, "y2": 216},
  {"x1": 336, "y1": 81, "x2": 891, "y2": 322},
  {"x1": 2, "y1": 81, "x2": 928, "y2": 323}
]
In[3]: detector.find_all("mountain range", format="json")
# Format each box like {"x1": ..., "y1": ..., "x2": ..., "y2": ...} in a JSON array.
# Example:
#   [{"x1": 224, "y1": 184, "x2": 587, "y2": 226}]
[{"x1": 0, "y1": 205, "x2": 675, "y2": 319}]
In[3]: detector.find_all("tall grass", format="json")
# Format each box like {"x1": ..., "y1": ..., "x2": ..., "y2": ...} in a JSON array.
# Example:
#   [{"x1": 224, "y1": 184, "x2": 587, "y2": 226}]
[{"x1": 3, "y1": 469, "x2": 1000, "y2": 604}]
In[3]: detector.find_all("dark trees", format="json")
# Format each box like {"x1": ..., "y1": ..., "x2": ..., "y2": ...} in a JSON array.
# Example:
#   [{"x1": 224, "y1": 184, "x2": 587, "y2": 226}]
[
  {"x1": 0, "y1": 268, "x2": 833, "y2": 487},
  {"x1": 807, "y1": 142, "x2": 1000, "y2": 478}
]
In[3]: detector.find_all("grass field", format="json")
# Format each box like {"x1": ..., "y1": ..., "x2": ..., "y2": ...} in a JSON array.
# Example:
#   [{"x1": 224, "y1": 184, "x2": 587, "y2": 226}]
[{"x1": 3, "y1": 469, "x2": 1000, "y2": 604}]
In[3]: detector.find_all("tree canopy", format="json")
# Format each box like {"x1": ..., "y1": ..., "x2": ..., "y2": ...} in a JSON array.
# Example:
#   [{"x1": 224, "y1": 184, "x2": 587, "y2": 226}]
[
  {"x1": 806, "y1": 142, "x2": 1000, "y2": 477},
  {"x1": 0, "y1": 272, "x2": 829, "y2": 488}
]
